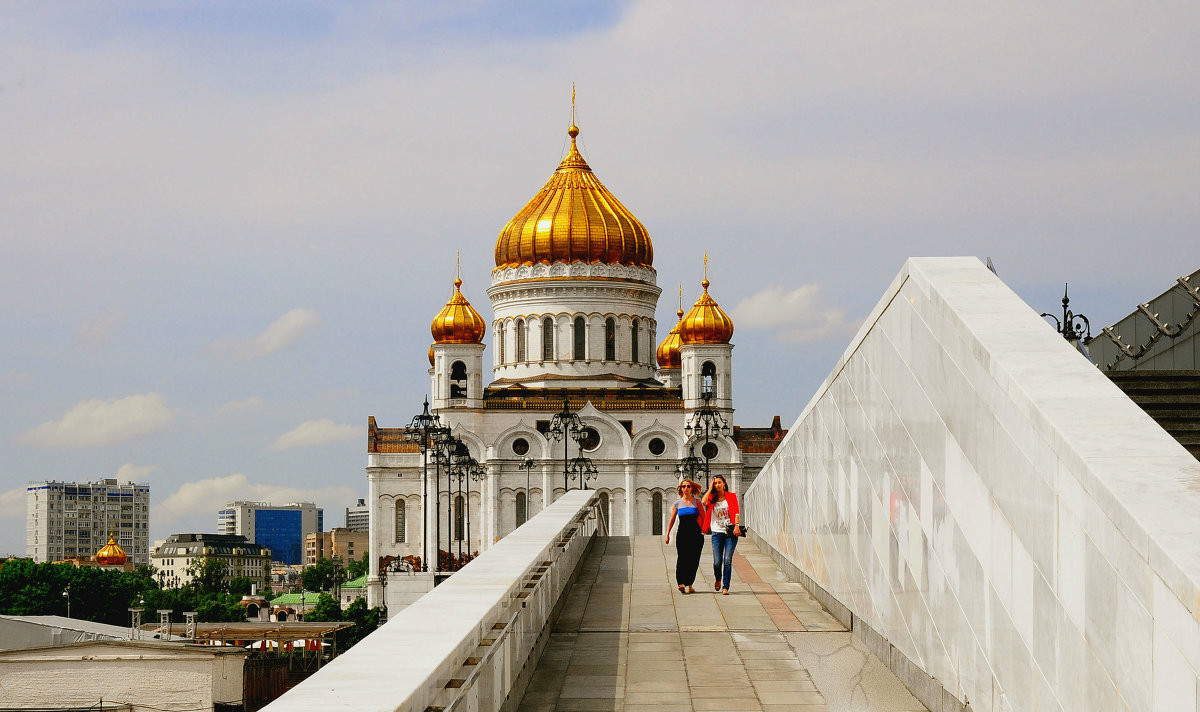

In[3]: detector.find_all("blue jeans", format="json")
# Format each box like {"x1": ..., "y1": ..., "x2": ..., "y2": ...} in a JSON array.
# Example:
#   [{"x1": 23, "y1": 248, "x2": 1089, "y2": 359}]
[{"x1": 711, "y1": 531, "x2": 738, "y2": 590}]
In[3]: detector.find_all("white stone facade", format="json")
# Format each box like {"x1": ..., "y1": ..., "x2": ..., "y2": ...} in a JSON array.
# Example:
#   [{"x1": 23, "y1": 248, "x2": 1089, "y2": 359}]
[{"x1": 746, "y1": 257, "x2": 1200, "y2": 712}]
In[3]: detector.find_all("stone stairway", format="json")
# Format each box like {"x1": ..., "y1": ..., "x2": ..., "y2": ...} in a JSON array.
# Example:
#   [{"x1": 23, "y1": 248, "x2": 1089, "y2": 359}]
[{"x1": 1105, "y1": 370, "x2": 1200, "y2": 460}]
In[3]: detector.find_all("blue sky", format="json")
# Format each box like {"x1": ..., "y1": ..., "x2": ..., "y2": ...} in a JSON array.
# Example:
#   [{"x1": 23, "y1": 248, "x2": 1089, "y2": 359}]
[{"x1": 1, "y1": 1, "x2": 1197, "y2": 556}]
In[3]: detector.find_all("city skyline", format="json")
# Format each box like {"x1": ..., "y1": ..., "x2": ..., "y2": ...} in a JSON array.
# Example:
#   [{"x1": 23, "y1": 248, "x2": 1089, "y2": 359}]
[{"x1": 2, "y1": 2, "x2": 1197, "y2": 556}]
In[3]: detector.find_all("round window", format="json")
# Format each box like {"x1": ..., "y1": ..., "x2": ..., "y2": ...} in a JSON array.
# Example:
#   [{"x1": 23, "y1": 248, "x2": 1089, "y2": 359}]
[
  {"x1": 512, "y1": 438, "x2": 529, "y2": 456},
  {"x1": 578, "y1": 427, "x2": 601, "y2": 452},
  {"x1": 701, "y1": 442, "x2": 719, "y2": 460},
  {"x1": 648, "y1": 438, "x2": 666, "y2": 456}
]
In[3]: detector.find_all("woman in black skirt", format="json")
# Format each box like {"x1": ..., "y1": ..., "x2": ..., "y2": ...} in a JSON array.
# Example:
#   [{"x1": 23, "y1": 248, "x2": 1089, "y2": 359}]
[{"x1": 664, "y1": 479, "x2": 705, "y2": 594}]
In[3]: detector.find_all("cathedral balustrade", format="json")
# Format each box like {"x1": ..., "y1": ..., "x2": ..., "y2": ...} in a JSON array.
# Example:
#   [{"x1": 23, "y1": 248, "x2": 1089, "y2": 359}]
[
  {"x1": 263, "y1": 489, "x2": 602, "y2": 712},
  {"x1": 745, "y1": 257, "x2": 1200, "y2": 712}
]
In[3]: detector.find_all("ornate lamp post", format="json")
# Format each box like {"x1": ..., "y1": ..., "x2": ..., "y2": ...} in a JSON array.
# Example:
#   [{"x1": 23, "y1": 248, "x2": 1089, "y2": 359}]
[
  {"x1": 62, "y1": 584, "x2": 70, "y2": 618},
  {"x1": 567, "y1": 454, "x2": 599, "y2": 490},
  {"x1": 1041, "y1": 283, "x2": 1092, "y2": 354},
  {"x1": 546, "y1": 399, "x2": 585, "y2": 494},
  {"x1": 404, "y1": 398, "x2": 447, "y2": 573},
  {"x1": 675, "y1": 445, "x2": 705, "y2": 484},
  {"x1": 518, "y1": 458, "x2": 535, "y2": 525},
  {"x1": 447, "y1": 441, "x2": 485, "y2": 566},
  {"x1": 683, "y1": 386, "x2": 730, "y2": 486}
]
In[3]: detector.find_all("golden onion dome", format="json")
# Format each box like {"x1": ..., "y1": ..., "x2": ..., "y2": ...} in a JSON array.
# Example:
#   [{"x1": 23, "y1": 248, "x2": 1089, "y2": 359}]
[
  {"x1": 679, "y1": 275, "x2": 734, "y2": 345},
  {"x1": 95, "y1": 534, "x2": 127, "y2": 566},
  {"x1": 656, "y1": 294, "x2": 686, "y2": 368},
  {"x1": 431, "y1": 278, "x2": 486, "y2": 344},
  {"x1": 428, "y1": 345, "x2": 435, "y2": 366},
  {"x1": 494, "y1": 122, "x2": 653, "y2": 271}
]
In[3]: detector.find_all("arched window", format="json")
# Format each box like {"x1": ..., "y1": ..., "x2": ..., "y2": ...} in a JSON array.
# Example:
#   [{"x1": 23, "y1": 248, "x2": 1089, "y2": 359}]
[
  {"x1": 542, "y1": 317, "x2": 554, "y2": 361},
  {"x1": 516, "y1": 319, "x2": 526, "y2": 362},
  {"x1": 449, "y1": 361, "x2": 467, "y2": 399},
  {"x1": 395, "y1": 501, "x2": 406, "y2": 543},
  {"x1": 454, "y1": 495, "x2": 465, "y2": 541},
  {"x1": 498, "y1": 322, "x2": 506, "y2": 364},
  {"x1": 631, "y1": 319, "x2": 639, "y2": 364},
  {"x1": 701, "y1": 361, "x2": 716, "y2": 398},
  {"x1": 573, "y1": 317, "x2": 586, "y2": 360},
  {"x1": 605, "y1": 318, "x2": 616, "y2": 361},
  {"x1": 516, "y1": 491, "x2": 527, "y2": 527},
  {"x1": 651, "y1": 492, "x2": 663, "y2": 535},
  {"x1": 599, "y1": 492, "x2": 610, "y2": 532}
]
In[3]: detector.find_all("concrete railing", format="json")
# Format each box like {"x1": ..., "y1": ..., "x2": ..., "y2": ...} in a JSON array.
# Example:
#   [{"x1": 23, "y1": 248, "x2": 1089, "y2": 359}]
[
  {"x1": 264, "y1": 489, "x2": 600, "y2": 712},
  {"x1": 746, "y1": 258, "x2": 1200, "y2": 712}
]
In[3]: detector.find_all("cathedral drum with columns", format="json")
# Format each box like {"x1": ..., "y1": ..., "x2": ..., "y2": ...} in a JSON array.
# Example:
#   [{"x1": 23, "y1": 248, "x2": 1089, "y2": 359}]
[{"x1": 366, "y1": 117, "x2": 786, "y2": 606}]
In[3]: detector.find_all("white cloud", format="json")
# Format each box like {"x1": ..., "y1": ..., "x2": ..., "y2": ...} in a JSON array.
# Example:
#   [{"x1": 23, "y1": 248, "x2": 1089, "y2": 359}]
[
  {"x1": 270, "y1": 419, "x2": 359, "y2": 451},
  {"x1": 218, "y1": 397, "x2": 265, "y2": 414},
  {"x1": 0, "y1": 487, "x2": 25, "y2": 518},
  {"x1": 73, "y1": 310, "x2": 124, "y2": 349},
  {"x1": 21, "y1": 393, "x2": 177, "y2": 448},
  {"x1": 115, "y1": 463, "x2": 157, "y2": 481},
  {"x1": 158, "y1": 473, "x2": 357, "y2": 521},
  {"x1": 731, "y1": 285, "x2": 862, "y2": 344},
  {"x1": 209, "y1": 309, "x2": 320, "y2": 361}
]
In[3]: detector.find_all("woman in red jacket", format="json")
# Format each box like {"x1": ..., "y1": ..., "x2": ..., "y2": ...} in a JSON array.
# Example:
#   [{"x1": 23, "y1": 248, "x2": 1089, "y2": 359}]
[{"x1": 702, "y1": 474, "x2": 741, "y2": 594}]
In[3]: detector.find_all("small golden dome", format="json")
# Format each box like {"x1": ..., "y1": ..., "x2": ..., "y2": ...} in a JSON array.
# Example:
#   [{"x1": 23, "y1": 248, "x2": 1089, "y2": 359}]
[
  {"x1": 494, "y1": 122, "x2": 653, "y2": 271},
  {"x1": 431, "y1": 277, "x2": 486, "y2": 344},
  {"x1": 95, "y1": 534, "x2": 127, "y2": 566},
  {"x1": 679, "y1": 276, "x2": 734, "y2": 345},
  {"x1": 656, "y1": 303, "x2": 686, "y2": 369},
  {"x1": 428, "y1": 345, "x2": 435, "y2": 366}
]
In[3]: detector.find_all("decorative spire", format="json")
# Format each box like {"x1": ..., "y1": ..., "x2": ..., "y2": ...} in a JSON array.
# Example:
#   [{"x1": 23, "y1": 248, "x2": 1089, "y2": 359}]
[
  {"x1": 455, "y1": 250, "x2": 462, "y2": 289},
  {"x1": 677, "y1": 283, "x2": 684, "y2": 319},
  {"x1": 702, "y1": 252, "x2": 710, "y2": 290}
]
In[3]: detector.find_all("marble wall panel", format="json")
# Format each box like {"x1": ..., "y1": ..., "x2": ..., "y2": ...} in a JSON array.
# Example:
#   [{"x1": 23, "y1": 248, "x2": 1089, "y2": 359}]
[{"x1": 746, "y1": 258, "x2": 1200, "y2": 711}]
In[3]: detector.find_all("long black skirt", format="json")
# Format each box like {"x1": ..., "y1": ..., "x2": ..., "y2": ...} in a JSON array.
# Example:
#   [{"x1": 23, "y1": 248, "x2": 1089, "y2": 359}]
[{"x1": 675, "y1": 513, "x2": 703, "y2": 586}]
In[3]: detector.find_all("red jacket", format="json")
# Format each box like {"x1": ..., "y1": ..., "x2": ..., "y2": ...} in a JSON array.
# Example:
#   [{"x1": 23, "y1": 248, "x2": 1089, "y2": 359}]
[{"x1": 700, "y1": 491, "x2": 739, "y2": 535}]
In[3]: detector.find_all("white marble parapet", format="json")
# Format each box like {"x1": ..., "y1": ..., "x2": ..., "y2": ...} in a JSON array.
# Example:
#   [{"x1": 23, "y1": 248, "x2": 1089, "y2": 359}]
[
  {"x1": 745, "y1": 257, "x2": 1200, "y2": 712},
  {"x1": 263, "y1": 489, "x2": 599, "y2": 712}
]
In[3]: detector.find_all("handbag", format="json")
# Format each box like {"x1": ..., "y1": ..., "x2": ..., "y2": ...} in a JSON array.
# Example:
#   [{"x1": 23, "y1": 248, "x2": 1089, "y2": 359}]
[{"x1": 725, "y1": 524, "x2": 747, "y2": 538}]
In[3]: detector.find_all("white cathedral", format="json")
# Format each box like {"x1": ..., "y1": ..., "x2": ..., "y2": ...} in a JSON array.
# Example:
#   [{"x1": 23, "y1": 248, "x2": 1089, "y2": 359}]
[{"x1": 366, "y1": 118, "x2": 784, "y2": 602}]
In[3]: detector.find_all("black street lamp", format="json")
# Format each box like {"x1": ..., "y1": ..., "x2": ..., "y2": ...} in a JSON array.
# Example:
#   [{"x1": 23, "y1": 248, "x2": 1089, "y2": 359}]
[
  {"x1": 675, "y1": 445, "x2": 705, "y2": 484},
  {"x1": 546, "y1": 399, "x2": 586, "y2": 494},
  {"x1": 1041, "y1": 283, "x2": 1092, "y2": 355},
  {"x1": 683, "y1": 386, "x2": 730, "y2": 486},
  {"x1": 567, "y1": 454, "x2": 599, "y2": 490},
  {"x1": 404, "y1": 398, "x2": 447, "y2": 573},
  {"x1": 448, "y1": 441, "x2": 485, "y2": 566}
]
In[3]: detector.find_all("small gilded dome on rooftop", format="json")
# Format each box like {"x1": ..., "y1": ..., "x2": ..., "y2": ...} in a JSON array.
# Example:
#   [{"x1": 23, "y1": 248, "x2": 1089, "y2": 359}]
[
  {"x1": 494, "y1": 122, "x2": 653, "y2": 271},
  {"x1": 678, "y1": 273, "x2": 734, "y2": 346},
  {"x1": 656, "y1": 302, "x2": 686, "y2": 369},
  {"x1": 95, "y1": 534, "x2": 127, "y2": 566},
  {"x1": 431, "y1": 277, "x2": 486, "y2": 344}
]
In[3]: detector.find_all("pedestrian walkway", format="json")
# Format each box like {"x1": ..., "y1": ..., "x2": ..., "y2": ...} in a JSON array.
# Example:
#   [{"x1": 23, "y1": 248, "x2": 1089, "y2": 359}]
[{"x1": 516, "y1": 536, "x2": 927, "y2": 712}]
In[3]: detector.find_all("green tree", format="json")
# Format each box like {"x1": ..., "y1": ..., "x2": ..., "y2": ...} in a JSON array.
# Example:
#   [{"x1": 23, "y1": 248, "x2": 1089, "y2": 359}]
[
  {"x1": 339, "y1": 597, "x2": 381, "y2": 650},
  {"x1": 300, "y1": 558, "x2": 340, "y2": 592},
  {"x1": 346, "y1": 552, "x2": 368, "y2": 580},
  {"x1": 303, "y1": 593, "x2": 342, "y2": 623},
  {"x1": 226, "y1": 576, "x2": 254, "y2": 597},
  {"x1": 186, "y1": 558, "x2": 229, "y2": 595}
]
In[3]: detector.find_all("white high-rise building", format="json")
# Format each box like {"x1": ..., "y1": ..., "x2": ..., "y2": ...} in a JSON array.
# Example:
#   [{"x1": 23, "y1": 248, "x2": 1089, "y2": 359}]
[
  {"x1": 26, "y1": 479, "x2": 151, "y2": 565},
  {"x1": 345, "y1": 498, "x2": 369, "y2": 532},
  {"x1": 217, "y1": 501, "x2": 323, "y2": 565}
]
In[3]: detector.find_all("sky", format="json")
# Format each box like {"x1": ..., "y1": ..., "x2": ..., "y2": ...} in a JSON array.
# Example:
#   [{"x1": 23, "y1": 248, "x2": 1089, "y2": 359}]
[{"x1": 1, "y1": 1, "x2": 1197, "y2": 557}]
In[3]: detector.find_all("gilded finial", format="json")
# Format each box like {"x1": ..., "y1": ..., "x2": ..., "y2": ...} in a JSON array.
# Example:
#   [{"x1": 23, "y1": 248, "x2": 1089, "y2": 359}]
[
  {"x1": 677, "y1": 284, "x2": 684, "y2": 319},
  {"x1": 455, "y1": 251, "x2": 462, "y2": 289},
  {"x1": 702, "y1": 252, "x2": 710, "y2": 291},
  {"x1": 568, "y1": 84, "x2": 579, "y2": 141}
]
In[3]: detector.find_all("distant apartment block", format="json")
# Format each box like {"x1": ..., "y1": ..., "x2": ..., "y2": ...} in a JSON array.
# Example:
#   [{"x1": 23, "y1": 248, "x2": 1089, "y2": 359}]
[
  {"x1": 152, "y1": 533, "x2": 271, "y2": 589},
  {"x1": 218, "y1": 501, "x2": 323, "y2": 565},
  {"x1": 26, "y1": 479, "x2": 150, "y2": 565},
  {"x1": 344, "y1": 498, "x2": 369, "y2": 532},
  {"x1": 304, "y1": 528, "x2": 368, "y2": 566}
]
